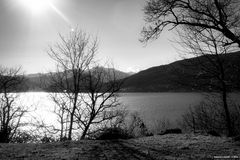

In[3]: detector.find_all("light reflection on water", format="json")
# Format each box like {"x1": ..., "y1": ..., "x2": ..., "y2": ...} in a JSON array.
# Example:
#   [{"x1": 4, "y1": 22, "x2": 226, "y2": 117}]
[{"x1": 17, "y1": 92, "x2": 240, "y2": 131}]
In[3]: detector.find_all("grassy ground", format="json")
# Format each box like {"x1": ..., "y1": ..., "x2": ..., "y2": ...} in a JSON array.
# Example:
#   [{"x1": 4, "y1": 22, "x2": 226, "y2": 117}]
[{"x1": 0, "y1": 134, "x2": 239, "y2": 160}]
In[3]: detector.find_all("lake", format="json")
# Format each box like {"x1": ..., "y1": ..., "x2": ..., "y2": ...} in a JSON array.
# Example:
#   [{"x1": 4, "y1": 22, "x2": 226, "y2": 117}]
[{"x1": 18, "y1": 92, "x2": 240, "y2": 132}]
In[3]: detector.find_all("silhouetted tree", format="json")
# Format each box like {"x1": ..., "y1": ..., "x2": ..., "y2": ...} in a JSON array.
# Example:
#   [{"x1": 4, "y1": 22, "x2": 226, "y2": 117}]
[
  {"x1": 48, "y1": 29, "x2": 97, "y2": 140},
  {"x1": 141, "y1": 0, "x2": 240, "y2": 47},
  {"x1": 181, "y1": 99, "x2": 240, "y2": 136},
  {"x1": 49, "y1": 93, "x2": 70, "y2": 140},
  {"x1": 178, "y1": 26, "x2": 240, "y2": 136},
  {"x1": 0, "y1": 66, "x2": 27, "y2": 143},
  {"x1": 76, "y1": 66, "x2": 123, "y2": 139},
  {"x1": 142, "y1": 0, "x2": 240, "y2": 137},
  {"x1": 48, "y1": 29, "x2": 124, "y2": 140}
]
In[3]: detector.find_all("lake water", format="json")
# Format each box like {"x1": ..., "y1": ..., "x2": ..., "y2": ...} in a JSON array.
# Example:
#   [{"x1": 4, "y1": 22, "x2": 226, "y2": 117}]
[{"x1": 18, "y1": 92, "x2": 240, "y2": 132}]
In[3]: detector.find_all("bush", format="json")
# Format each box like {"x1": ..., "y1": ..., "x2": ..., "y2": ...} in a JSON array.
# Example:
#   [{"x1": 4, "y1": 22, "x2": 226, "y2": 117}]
[
  {"x1": 152, "y1": 117, "x2": 171, "y2": 135},
  {"x1": 207, "y1": 130, "x2": 220, "y2": 137},
  {"x1": 127, "y1": 112, "x2": 151, "y2": 137},
  {"x1": 11, "y1": 131, "x2": 37, "y2": 143},
  {"x1": 95, "y1": 127, "x2": 132, "y2": 140},
  {"x1": 60, "y1": 136, "x2": 68, "y2": 142},
  {"x1": 41, "y1": 135, "x2": 55, "y2": 143},
  {"x1": 94, "y1": 112, "x2": 155, "y2": 140},
  {"x1": 158, "y1": 128, "x2": 182, "y2": 135},
  {"x1": 181, "y1": 99, "x2": 240, "y2": 136}
]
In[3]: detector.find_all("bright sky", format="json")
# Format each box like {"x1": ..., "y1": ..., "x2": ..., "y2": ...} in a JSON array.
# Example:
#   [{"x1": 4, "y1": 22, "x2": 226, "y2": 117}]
[{"x1": 0, "y1": 0, "x2": 179, "y2": 74}]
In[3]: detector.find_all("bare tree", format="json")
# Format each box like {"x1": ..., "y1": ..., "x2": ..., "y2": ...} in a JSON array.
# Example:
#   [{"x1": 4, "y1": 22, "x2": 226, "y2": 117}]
[
  {"x1": 178, "y1": 26, "x2": 240, "y2": 136},
  {"x1": 0, "y1": 66, "x2": 27, "y2": 143},
  {"x1": 47, "y1": 29, "x2": 97, "y2": 140},
  {"x1": 49, "y1": 93, "x2": 70, "y2": 140},
  {"x1": 181, "y1": 99, "x2": 240, "y2": 135},
  {"x1": 141, "y1": 0, "x2": 240, "y2": 46},
  {"x1": 75, "y1": 66, "x2": 124, "y2": 139},
  {"x1": 142, "y1": 0, "x2": 240, "y2": 137}
]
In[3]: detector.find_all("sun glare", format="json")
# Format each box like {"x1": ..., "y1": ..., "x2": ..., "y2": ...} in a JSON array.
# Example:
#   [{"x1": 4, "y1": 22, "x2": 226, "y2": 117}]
[{"x1": 19, "y1": 0, "x2": 51, "y2": 15}]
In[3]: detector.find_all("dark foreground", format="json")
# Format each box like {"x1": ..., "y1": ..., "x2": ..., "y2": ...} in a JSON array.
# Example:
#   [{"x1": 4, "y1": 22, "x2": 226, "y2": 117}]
[{"x1": 0, "y1": 134, "x2": 239, "y2": 160}]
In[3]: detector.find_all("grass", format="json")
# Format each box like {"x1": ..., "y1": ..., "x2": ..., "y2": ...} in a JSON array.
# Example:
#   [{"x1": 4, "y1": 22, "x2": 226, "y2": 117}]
[{"x1": 0, "y1": 134, "x2": 239, "y2": 160}]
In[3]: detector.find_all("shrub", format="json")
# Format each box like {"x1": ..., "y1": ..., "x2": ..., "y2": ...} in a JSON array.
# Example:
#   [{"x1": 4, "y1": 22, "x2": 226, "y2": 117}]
[
  {"x1": 11, "y1": 131, "x2": 37, "y2": 143},
  {"x1": 158, "y1": 128, "x2": 182, "y2": 135},
  {"x1": 94, "y1": 112, "x2": 154, "y2": 139},
  {"x1": 181, "y1": 99, "x2": 240, "y2": 136},
  {"x1": 60, "y1": 136, "x2": 68, "y2": 142},
  {"x1": 41, "y1": 135, "x2": 55, "y2": 143},
  {"x1": 95, "y1": 127, "x2": 132, "y2": 140},
  {"x1": 127, "y1": 112, "x2": 151, "y2": 137},
  {"x1": 152, "y1": 117, "x2": 171, "y2": 135},
  {"x1": 207, "y1": 130, "x2": 220, "y2": 137}
]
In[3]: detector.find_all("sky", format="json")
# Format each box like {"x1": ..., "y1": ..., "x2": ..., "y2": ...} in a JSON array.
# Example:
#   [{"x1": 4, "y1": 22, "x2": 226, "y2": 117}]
[{"x1": 0, "y1": 0, "x2": 179, "y2": 74}]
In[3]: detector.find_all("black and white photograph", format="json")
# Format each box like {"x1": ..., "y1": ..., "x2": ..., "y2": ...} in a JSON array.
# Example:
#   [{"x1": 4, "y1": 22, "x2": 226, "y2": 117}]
[{"x1": 0, "y1": 0, "x2": 240, "y2": 159}]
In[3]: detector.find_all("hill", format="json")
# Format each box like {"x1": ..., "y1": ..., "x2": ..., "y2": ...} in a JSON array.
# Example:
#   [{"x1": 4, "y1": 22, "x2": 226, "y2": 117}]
[
  {"x1": 122, "y1": 51, "x2": 240, "y2": 92},
  {"x1": 23, "y1": 52, "x2": 240, "y2": 92},
  {"x1": 24, "y1": 68, "x2": 133, "y2": 92}
]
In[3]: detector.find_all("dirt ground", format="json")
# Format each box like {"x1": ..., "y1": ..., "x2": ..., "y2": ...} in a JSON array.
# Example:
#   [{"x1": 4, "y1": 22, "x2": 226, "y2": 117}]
[{"x1": 0, "y1": 134, "x2": 240, "y2": 160}]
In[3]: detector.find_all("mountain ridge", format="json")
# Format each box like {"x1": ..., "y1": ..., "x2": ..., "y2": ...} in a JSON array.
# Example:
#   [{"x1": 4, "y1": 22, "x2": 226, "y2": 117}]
[
  {"x1": 23, "y1": 52, "x2": 240, "y2": 92},
  {"x1": 122, "y1": 51, "x2": 240, "y2": 92},
  {"x1": 24, "y1": 67, "x2": 133, "y2": 91}
]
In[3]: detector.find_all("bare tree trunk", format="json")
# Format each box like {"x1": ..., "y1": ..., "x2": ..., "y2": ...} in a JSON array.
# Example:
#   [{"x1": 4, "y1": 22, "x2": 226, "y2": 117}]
[
  {"x1": 80, "y1": 122, "x2": 91, "y2": 140},
  {"x1": 219, "y1": 57, "x2": 234, "y2": 137},
  {"x1": 60, "y1": 112, "x2": 64, "y2": 140},
  {"x1": 0, "y1": 66, "x2": 25, "y2": 143},
  {"x1": 48, "y1": 29, "x2": 97, "y2": 141},
  {"x1": 68, "y1": 111, "x2": 74, "y2": 140},
  {"x1": 68, "y1": 93, "x2": 78, "y2": 140},
  {"x1": 68, "y1": 114, "x2": 73, "y2": 140},
  {"x1": 192, "y1": 113, "x2": 196, "y2": 133},
  {"x1": 222, "y1": 84, "x2": 233, "y2": 136}
]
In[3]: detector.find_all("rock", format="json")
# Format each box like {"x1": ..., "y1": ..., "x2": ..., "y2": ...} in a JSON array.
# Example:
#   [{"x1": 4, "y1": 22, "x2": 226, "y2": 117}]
[
  {"x1": 159, "y1": 128, "x2": 182, "y2": 135},
  {"x1": 180, "y1": 146, "x2": 190, "y2": 150},
  {"x1": 146, "y1": 132, "x2": 154, "y2": 137},
  {"x1": 207, "y1": 130, "x2": 220, "y2": 137}
]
